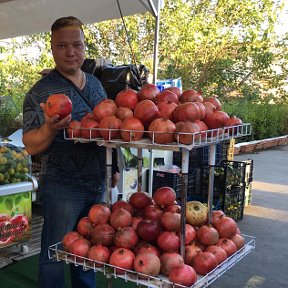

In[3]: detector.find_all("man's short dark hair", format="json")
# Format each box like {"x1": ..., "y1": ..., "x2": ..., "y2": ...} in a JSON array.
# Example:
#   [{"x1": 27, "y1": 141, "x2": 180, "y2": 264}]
[{"x1": 51, "y1": 16, "x2": 84, "y2": 34}]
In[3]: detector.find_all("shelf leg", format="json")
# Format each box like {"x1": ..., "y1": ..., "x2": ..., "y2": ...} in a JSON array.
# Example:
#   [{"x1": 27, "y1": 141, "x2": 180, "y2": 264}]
[
  {"x1": 207, "y1": 144, "x2": 216, "y2": 224},
  {"x1": 180, "y1": 148, "x2": 189, "y2": 257},
  {"x1": 106, "y1": 147, "x2": 113, "y2": 206},
  {"x1": 137, "y1": 148, "x2": 143, "y2": 192},
  {"x1": 148, "y1": 149, "x2": 154, "y2": 196}
]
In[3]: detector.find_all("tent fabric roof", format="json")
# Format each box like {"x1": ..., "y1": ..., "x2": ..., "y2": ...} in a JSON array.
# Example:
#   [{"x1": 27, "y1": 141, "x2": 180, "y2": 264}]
[{"x1": 0, "y1": 0, "x2": 159, "y2": 40}]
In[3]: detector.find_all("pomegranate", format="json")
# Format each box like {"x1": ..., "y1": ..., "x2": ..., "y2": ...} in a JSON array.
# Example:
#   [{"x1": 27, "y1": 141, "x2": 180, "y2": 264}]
[
  {"x1": 136, "y1": 243, "x2": 161, "y2": 257},
  {"x1": 92, "y1": 99, "x2": 116, "y2": 122},
  {"x1": 186, "y1": 201, "x2": 208, "y2": 226},
  {"x1": 131, "y1": 216, "x2": 143, "y2": 230},
  {"x1": 173, "y1": 102, "x2": 200, "y2": 123},
  {"x1": 134, "y1": 252, "x2": 161, "y2": 278},
  {"x1": 191, "y1": 251, "x2": 218, "y2": 275},
  {"x1": 69, "y1": 238, "x2": 91, "y2": 259},
  {"x1": 9, "y1": 214, "x2": 29, "y2": 235},
  {"x1": 194, "y1": 119, "x2": 209, "y2": 138},
  {"x1": 160, "y1": 212, "x2": 180, "y2": 232},
  {"x1": 87, "y1": 245, "x2": 111, "y2": 267},
  {"x1": 213, "y1": 215, "x2": 238, "y2": 239},
  {"x1": 180, "y1": 89, "x2": 203, "y2": 103},
  {"x1": 67, "y1": 120, "x2": 81, "y2": 138},
  {"x1": 156, "y1": 101, "x2": 177, "y2": 120},
  {"x1": 45, "y1": 94, "x2": 72, "y2": 120},
  {"x1": 224, "y1": 115, "x2": 243, "y2": 135},
  {"x1": 175, "y1": 121, "x2": 201, "y2": 145},
  {"x1": 157, "y1": 231, "x2": 180, "y2": 252},
  {"x1": 204, "y1": 110, "x2": 229, "y2": 129},
  {"x1": 136, "y1": 219, "x2": 161, "y2": 243},
  {"x1": 194, "y1": 102, "x2": 206, "y2": 119},
  {"x1": 98, "y1": 116, "x2": 122, "y2": 140},
  {"x1": 211, "y1": 210, "x2": 225, "y2": 225},
  {"x1": 133, "y1": 99, "x2": 159, "y2": 128},
  {"x1": 143, "y1": 204, "x2": 163, "y2": 221},
  {"x1": 115, "y1": 107, "x2": 133, "y2": 121},
  {"x1": 196, "y1": 225, "x2": 219, "y2": 246},
  {"x1": 114, "y1": 227, "x2": 138, "y2": 249},
  {"x1": 88, "y1": 204, "x2": 111, "y2": 225},
  {"x1": 155, "y1": 90, "x2": 179, "y2": 104},
  {"x1": 120, "y1": 117, "x2": 144, "y2": 142},
  {"x1": 205, "y1": 245, "x2": 227, "y2": 264},
  {"x1": 110, "y1": 208, "x2": 132, "y2": 229},
  {"x1": 217, "y1": 238, "x2": 237, "y2": 257},
  {"x1": 169, "y1": 264, "x2": 197, "y2": 287},
  {"x1": 203, "y1": 102, "x2": 216, "y2": 115},
  {"x1": 62, "y1": 231, "x2": 82, "y2": 252},
  {"x1": 160, "y1": 252, "x2": 184, "y2": 276},
  {"x1": 90, "y1": 223, "x2": 115, "y2": 246},
  {"x1": 111, "y1": 200, "x2": 134, "y2": 215},
  {"x1": 109, "y1": 248, "x2": 135, "y2": 274},
  {"x1": 163, "y1": 86, "x2": 182, "y2": 98},
  {"x1": 77, "y1": 217, "x2": 94, "y2": 238},
  {"x1": 138, "y1": 83, "x2": 160, "y2": 101},
  {"x1": 184, "y1": 242, "x2": 203, "y2": 265},
  {"x1": 231, "y1": 233, "x2": 245, "y2": 250},
  {"x1": 115, "y1": 89, "x2": 139, "y2": 110},
  {"x1": 164, "y1": 204, "x2": 181, "y2": 214},
  {"x1": 148, "y1": 118, "x2": 176, "y2": 144},
  {"x1": 80, "y1": 116, "x2": 99, "y2": 139},
  {"x1": 153, "y1": 186, "x2": 176, "y2": 208},
  {"x1": 204, "y1": 96, "x2": 222, "y2": 110},
  {"x1": 129, "y1": 192, "x2": 152, "y2": 210},
  {"x1": 177, "y1": 224, "x2": 196, "y2": 245}
]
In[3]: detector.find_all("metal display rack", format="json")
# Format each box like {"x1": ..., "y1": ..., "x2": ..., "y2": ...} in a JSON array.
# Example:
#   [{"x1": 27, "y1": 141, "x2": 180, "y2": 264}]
[{"x1": 48, "y1": 123, "x2": 255, "y2": 288}]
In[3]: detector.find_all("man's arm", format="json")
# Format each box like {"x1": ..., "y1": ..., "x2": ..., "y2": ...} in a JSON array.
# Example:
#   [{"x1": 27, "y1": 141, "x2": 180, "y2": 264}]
[{"x1": 22, "y1": 103, "x2": 71, "y2": 155}]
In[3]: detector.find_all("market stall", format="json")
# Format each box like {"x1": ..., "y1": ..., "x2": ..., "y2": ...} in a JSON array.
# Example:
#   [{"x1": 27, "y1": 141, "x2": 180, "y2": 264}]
[{"x1": 48, "y1": 121, "x2": 255, "y2": 288}]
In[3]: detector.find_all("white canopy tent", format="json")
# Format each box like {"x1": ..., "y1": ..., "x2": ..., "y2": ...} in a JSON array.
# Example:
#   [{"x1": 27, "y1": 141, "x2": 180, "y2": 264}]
[{"x1": 0, "y1": 0, "x2": 162, "y2": 82}]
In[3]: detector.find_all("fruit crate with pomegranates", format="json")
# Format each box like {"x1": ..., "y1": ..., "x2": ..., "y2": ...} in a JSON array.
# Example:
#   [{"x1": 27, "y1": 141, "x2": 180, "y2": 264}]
[{"x1": 0, "y1": 143, "x2": 38, "y2": 249}]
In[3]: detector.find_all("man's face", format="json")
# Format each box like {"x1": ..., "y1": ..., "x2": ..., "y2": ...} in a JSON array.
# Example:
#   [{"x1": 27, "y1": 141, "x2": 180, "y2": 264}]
[{"x1": 51, "y1": 26, "x2": 85, "y2": 75}]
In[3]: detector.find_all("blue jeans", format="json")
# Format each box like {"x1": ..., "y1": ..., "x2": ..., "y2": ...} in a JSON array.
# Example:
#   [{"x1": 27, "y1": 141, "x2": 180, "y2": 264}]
[{"x1": 38, "y1": 175, "x2": 105, "y2": 288}]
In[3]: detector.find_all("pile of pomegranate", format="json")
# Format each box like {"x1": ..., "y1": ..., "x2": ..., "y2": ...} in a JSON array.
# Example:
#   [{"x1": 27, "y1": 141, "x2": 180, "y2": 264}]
[
  {"x1": 66, "y1": 84, "x2": 243, "y2": 144},
  {"x1": 62, "y1": 186, "x2": 245, "y2": 287}
]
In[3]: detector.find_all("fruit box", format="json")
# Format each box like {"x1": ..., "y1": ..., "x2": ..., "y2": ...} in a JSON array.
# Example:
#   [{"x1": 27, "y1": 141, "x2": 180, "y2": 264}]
[
  {"x1": 0, "y1": 190, "x2": 32, "y2": 248},
  {"x1": 0, "y1": 143, "x2": 31, "y2": 185}
]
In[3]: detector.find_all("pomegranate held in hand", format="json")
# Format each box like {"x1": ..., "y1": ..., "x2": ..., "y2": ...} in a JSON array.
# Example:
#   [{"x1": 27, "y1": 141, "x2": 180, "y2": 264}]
[{"x1": 46, "y1": 94, "x2": 72, "y2": 120}]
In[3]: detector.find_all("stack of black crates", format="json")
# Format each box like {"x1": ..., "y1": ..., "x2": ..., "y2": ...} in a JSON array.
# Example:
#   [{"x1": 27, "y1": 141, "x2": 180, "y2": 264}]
[{"x1": 151, "y1": 142, "x2": 251, "y2": 221}]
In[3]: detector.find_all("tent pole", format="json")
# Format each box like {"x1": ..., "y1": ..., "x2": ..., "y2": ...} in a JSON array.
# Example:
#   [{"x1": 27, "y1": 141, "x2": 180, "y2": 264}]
[{"x1": 152, "y1": 0, "x2": 161, "y2": 84}]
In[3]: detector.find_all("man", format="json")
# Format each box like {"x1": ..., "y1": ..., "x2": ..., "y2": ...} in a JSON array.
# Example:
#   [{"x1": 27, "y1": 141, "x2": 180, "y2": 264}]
[{"x1": 23, "y1": 16, "x2": 119, "y2": 288}]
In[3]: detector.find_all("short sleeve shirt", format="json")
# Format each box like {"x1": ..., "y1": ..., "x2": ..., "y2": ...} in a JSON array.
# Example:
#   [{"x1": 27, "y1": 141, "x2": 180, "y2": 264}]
[{"x1": 23, "y1": 70, "x2": 107, "y2": 179}]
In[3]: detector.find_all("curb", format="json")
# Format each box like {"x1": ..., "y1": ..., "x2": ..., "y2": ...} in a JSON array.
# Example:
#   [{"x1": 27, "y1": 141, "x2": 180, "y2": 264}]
[{"x1": 234, "y1": 135, "x2": 288, "y2": 155}]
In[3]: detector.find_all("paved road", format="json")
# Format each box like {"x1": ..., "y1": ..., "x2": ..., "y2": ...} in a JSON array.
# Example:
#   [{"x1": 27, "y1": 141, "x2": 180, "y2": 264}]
[{"x1": 211, "y1": 145, "x2": 288, "y2": 288}]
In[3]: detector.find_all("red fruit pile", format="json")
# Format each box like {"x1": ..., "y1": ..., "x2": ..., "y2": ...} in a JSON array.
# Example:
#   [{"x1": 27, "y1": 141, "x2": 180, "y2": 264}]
[
  {"x1": 66, "y1": 84, "x2": 243, "y2": 143},
  {"x1": 62, "y1": 187, "x2": 245, "y2": 286}
]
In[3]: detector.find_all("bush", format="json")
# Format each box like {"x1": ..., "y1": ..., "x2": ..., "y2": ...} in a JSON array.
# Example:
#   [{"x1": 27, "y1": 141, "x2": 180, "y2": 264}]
[{"x1": 222, "y1": 96, "x2": 288, "y2": 142}]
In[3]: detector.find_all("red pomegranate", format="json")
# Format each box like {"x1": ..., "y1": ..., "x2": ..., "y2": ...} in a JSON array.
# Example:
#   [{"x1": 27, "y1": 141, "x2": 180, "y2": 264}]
[
  {"x1": 134, "y1": 252, "x2": 161, "y2": 278},
  {"x1": 90, "y1": 223, "x2": 115, "y2": 246},
  {"x1": 134, "y1": 99, "x2": 159, "y2": 128},
  {"x1": 109, "y1": 208, "x2": 132, "y2": 229},
  {"x1": 120, "y1": 117, "x2": 144, "y2": 142},
  {"x1": 196, "y1": 225, "x2": 220, "y2": 246},
  {"x1": 87, "y1": 245, "x2": 111, "y2": 267},
  {"x1": 98, "y1": 116, "x2": 122, "y2": 140},
  {"x1": 109, "y1": 248, "x2": 135, "y2": 274},
  {"x1": 160, "y1": 252, "x2": 184, "y2": 276},
  {"x1": 114, "y1": 227, "x2": 139, "y2": 249},
  {"x1": 191, "y1": 251, "x2": 218, "y2": 275},
  {"x1": 153, "y1": 186, "x2": 176, "y2": 208},
  {"x1": 77, "y1": 217, "x2": 94, "y2": 238},
  {"x1": 138, "y1": 83, "x2": 160, "y2": 101},
  {"x1": 157, "y1": 231, "x2": 181, "y2": 252},
  {"x1": 115, "y1": 89, "x2": 139, "y2": 110},
  {"x1": 88, "y1": 204, "x2": 111, "y2": 225},
  {"x1": 45, "y1": 94, "x2": 72, "y2": 120},
  {"x1": 169, "y1": 264, "x2": 197, "y2": 287}
]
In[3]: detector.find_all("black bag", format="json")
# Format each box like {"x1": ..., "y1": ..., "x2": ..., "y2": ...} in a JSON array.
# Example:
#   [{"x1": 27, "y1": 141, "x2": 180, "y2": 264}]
[{"x1": 82, "y1": 59, "x2": 149, "y2": 100}]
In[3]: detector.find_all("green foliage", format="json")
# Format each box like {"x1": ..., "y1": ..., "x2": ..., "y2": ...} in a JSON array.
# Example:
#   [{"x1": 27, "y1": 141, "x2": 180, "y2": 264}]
[{"x1": 222, "y1": 95, "x2": 288, "y2": 141}]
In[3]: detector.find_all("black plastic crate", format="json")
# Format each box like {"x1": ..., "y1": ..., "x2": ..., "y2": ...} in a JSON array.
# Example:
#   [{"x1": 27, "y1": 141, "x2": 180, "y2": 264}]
[
  {"x1": 172, "y1": 142, "x2": 229, "y2": 172},
  {"x1": 151, "y1": 167, "x2": 201, "y2": 198},
  {"x1": 200, "y1": 160, "x2": 247, "y2": 198}
]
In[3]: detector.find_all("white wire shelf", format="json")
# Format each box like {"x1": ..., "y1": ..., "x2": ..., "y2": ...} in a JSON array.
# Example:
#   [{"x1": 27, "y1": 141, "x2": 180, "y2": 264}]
[
  {"x1": 48, "y1": 234, "x2": 255, "y2": 288},
  {"x1": 64, "y1": 123, "x2": 251, "y2": 151}
]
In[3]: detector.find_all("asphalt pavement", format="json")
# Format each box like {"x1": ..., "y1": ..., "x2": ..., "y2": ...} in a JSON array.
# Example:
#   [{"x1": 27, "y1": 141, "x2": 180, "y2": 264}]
[{"x1": 210, "y1": 144, "x2": 288, "y2": 288}]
